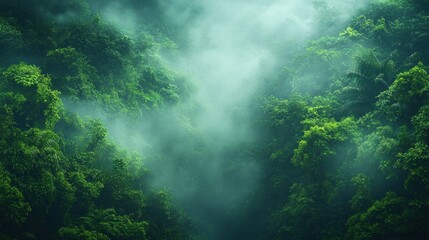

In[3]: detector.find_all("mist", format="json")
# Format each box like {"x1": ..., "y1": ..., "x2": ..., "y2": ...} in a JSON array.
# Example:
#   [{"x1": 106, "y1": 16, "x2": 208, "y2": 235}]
[{"x1": 65, "y1": 0, "x2": 369, "y2": 238}]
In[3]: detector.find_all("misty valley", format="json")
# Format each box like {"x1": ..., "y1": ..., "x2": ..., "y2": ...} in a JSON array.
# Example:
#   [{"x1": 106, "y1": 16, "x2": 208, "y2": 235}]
[{"x1": 1, "y1": 0, "x2": 429, "y2": 239}]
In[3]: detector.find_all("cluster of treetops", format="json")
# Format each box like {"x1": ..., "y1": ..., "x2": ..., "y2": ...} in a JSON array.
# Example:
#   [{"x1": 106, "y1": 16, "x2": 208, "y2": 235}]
[
  {"x1": 0, "y1": 0, "x2": 429, "y2": 239},
  {"x1": 0, "y1": 0, "x2": 198, "y2": 239},
  {"x1": 230, "y1": 0, "x2": 429, "y2": 239}
]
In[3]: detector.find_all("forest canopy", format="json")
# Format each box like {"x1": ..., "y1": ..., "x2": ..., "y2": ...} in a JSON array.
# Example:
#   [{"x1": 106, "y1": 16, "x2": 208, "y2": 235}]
[{"x1": 1, "y1": 0, "x2": 429, "y2": 239}]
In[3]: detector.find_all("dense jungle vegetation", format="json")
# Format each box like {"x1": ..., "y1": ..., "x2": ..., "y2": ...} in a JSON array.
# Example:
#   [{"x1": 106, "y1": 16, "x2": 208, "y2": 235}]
[{"x1": 1, "y1": 0, "x2": 429, "y2": 239}]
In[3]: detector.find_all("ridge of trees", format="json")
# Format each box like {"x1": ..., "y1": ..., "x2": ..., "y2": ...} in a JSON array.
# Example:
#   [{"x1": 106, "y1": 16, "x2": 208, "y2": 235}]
[{"x1": 231, "y1": 1, "x2": 429, "y2": 239}]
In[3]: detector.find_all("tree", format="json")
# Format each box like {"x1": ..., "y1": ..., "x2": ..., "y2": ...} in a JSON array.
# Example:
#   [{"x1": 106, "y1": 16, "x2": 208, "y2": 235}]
[
  {"x1": 277, "y1": 183, "x2": 320, "y2": 240},
  {"x1": 342, "y1": 50, "x2": 393, "y2": 116},
  {"x1": 409, "y1": 0, "x2": 429, "y2": 11},
  {"x1": 377, "y1": 62, "x2": 429, "y2": 122},
  {"x1": 292, "y1": 118, "x2": 357, "y2": 178},
  {"x1": 0, "y1": 17, "x2": 24, "y2": 65},
  {"x1": 412, "y1": 104, "x2": 429, "y2": 144},
  {"x1": 77, "y1": 209, "x2": 147, "y2": 240},
  {"x1": 346, "y1": 191, "x2": 428, "y2": 240},
  {"x1": 45, "y1": 47, "x2": 98, "y2": 98},
  {"x1": 0, "y1": 62, "x2": 61, "y2": 129},
  {"x1": 0, "y1": 165, "x2": 31, "y2": 235}
]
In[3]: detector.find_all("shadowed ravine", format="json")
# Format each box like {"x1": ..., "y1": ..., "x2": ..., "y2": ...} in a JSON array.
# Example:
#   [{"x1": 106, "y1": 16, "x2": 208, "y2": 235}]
[{"x1": 87, "y1": 0, "x2": 370, "y2": 238}]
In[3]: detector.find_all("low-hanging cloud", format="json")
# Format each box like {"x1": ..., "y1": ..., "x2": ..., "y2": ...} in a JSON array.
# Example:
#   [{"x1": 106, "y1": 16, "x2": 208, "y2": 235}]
[{"x1": 66, "y1": 0, "x2": 369, "y2": 239}]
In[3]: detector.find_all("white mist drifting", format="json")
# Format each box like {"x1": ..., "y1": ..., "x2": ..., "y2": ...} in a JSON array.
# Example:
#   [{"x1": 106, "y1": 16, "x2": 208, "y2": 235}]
[
  {"x1": 68, "y1": 0, "x2": 369, "y2": 238},
  {"x1": 162, "y1": 0, "x2": 368, "y2": 141}
]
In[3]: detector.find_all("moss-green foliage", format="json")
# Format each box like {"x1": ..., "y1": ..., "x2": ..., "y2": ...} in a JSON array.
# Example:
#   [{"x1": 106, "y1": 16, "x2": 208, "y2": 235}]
[
  {"x1": 0, "y1": 0, "x2": 185, "y2": 115},
  {"x1": 0, "y1": 17, "x2": 24, "y2": 62},
  {"x1": 232, "y1": 1, "x2": 429, "y2": 240},
  {"x1": 2, "y1": 0, "x2": 429, "y2": 240},
  {"x1": 45, "y1": 47, "x2": 98, "y2": 99},
  {"x1": 0, "y1": 165, "x2": 31, "y2": 227},
  {"x1": 57, "y1": 209, "x2": 148, "y2": 240},
  {"x1": 0, "y1": 1, "x2": 195, "y2": 239},
  {"x1": 0, "y1": 62, "x2": 193, "y2": 239},
  {"x1": 1, "y1": 63, "x2": 62, "y2": 129},
  {"x1": 377, "y1": 62, "x2": 429, "y2": 121}
]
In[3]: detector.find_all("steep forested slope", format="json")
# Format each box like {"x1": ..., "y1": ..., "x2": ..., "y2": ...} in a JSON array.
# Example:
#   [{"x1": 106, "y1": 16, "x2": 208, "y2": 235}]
[
  {"x1": 0, "y1": 1, "x2": 196, "y2": 239},
  {"x1": 232, "y1": 1, "x2": 429, "y2": 239},
  {"x1": 1, "y1": 0, "x2": 429, "y2": 240}
]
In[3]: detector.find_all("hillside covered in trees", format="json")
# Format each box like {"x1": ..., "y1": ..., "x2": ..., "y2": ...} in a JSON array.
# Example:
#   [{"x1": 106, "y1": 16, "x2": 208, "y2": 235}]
[{"x1": 1, "y1": 0, "x2": 429, "y2": 239}]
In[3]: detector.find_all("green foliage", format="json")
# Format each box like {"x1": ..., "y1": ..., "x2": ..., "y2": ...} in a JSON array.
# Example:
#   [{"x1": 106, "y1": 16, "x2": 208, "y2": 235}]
[
  {"x1": 56, "y1": 227, "x2": 109, "y2": 240},
  {"x1": 346, "y1": 192, "x2": 408, "y2": 240},
  {"x1": 349, "y1": 173, "x2": 372, "y2": 212},
  {"x1": 262, "y1": 96, "x2": 307, "y2": 137},
  {"x1": 339, "y1": 27, "x2": 362, "y2": 39},
  {"x1": 0, "y1": 17, "x2": 24, "y2": 59},
  {"x1": 292, "y1": 36, "x2": 355, "y2": 94},
  {"x1": 277, "y1": 183, "x2": 319, "y2": 240},
  {"x1": 377, "y1": 62, "x2": 429, "y2": 121},
  {"x1": 0, "y1": 2, "x2": 195, "y2": 239},
  {"x1": 355, "y1": 126, "x2": 401, "y2": 180},
  {"x1": 3, "y1": 62, "x2": 46, "y2": 87},
  {"x1": 63, "y1": 20, "x2": 134, "y2": 79},
  {"x1": 79, "y1": 209, "x2": 148, "y2": 240},
  {"x1": 68, "y1": 171, "x2": 103, "y2": 215},
  {"x1": 1, "y1": 0, "x2": 429, "y2": 239},
  {"x1": 292, "y1": 118, "x2": 357, "y2": 176},
  {"x1": 9, "y1": 128, "x2": 63, "y2": 184},
  {"x1": 145, "y1": 190, "x2": 192, "y2": 240},
  {"x1": 341, "y1": 49, "x2": 392, "y2": 116},
  {"x1": 396, "y1": 143, "x2": 429, "y2": 194},
  {"x1": 0, "y1": 165, "x2": 31, "y2": 227},
  {"x1": 237, "y1": 1, "x2": 429, "y2": 239},
  {"x1": 56, "y1": 209, "x2": 149, "y2": 240},
  {"x1": 1, "y1": 63, "x2": 62, "y2": 129},
  {"x1": 45, "y1": 47, "x2": 97, "y2": 98},
  {"x1": 409, "y1": 0, "x2": 429, "y2": 11},
  {"x1": 349, "y1": 0, "x2": 428, "y2": 63},
  {"x1": 412, "y1": 104, "x2": 429, "y2": 143}
]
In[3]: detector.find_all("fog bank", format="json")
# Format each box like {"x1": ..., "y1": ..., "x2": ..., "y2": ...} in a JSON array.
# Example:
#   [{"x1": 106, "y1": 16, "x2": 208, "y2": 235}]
[{"x1": 68, "y1": 0, "x2": 369, "y2": 239}]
